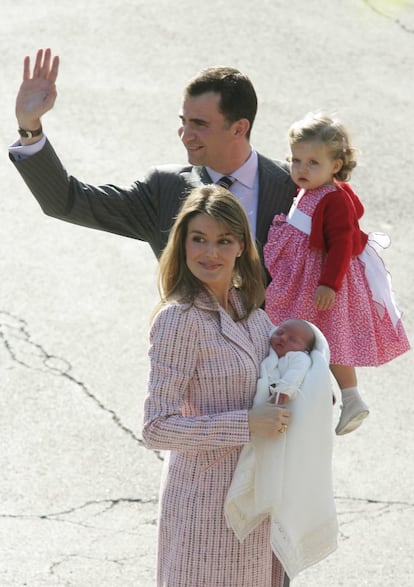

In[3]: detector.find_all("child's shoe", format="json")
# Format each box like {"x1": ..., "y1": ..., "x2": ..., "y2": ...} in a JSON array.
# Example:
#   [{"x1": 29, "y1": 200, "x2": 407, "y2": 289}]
[{"x1": 335, "y1": 395, "x2": 369, "y2": 435}]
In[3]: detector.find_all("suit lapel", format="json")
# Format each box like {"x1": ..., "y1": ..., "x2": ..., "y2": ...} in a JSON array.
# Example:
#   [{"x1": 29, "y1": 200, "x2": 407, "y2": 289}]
[
  {"x1": 180, "y1": 166, "x2": 212, "y2": 189},
  {"x1": 256, "y1": 154, "x2": 295, "y2": 248}
]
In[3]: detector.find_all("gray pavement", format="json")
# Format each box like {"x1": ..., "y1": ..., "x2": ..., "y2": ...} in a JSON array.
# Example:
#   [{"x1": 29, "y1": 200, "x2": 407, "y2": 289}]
[{"x1": 1, "y1": 0, "x2": 413, "y2": 585}]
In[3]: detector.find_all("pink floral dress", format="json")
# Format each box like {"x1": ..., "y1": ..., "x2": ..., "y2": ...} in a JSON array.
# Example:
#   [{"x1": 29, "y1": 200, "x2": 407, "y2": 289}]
[{"x1": 264, "y1": 185, "x2": 410, "y2": 365}]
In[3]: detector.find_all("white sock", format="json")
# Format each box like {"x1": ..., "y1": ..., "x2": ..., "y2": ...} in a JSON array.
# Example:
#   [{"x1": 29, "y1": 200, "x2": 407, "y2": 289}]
[{"x1": 341, "y1": 386, "x2": 361, "y2": 403}]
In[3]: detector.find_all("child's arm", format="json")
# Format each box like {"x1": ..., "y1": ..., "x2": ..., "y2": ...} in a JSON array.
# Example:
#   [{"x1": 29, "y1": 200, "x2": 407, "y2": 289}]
[
  {"x1": 269, "y1": 352, "x2": 312, "y2": 402},
  {"x1": 316, "y1": 189, "x2": 360, "y2": 292}
]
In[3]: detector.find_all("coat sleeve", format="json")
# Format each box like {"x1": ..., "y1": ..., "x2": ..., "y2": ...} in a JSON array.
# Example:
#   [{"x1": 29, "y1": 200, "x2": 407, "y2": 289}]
[
  {"x1": 315, "y1": 191, "x2": 357, "y2": 291},
  {"x1": 142, "y1": 305, "x2": 251, "y2": 451},
  {"x1": 10, "y1": 139, "x2": 185, "y2": 257}
]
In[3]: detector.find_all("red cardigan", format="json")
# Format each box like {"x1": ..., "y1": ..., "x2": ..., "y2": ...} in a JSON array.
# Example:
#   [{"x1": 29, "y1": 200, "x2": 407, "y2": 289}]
[{"x1": 308, "y1": 182, "x2": 368, "y2": 291}]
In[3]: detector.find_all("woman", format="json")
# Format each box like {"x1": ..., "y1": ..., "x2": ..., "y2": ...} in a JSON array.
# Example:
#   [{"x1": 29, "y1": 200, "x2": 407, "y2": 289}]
[{"x1": 142, "y1": 185, "x2": 291, "y2": 586}]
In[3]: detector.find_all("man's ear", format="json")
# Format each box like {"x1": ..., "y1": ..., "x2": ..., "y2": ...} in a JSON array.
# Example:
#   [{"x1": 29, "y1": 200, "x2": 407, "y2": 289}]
[{"x1": 233, "y1": 118, "x2": 250, "y2": 138}]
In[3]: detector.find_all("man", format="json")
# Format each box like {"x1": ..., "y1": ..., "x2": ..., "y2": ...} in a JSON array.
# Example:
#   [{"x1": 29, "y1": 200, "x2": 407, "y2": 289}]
[{"x1": 10, "y1": 49, "x2": 295, "y2": 265}]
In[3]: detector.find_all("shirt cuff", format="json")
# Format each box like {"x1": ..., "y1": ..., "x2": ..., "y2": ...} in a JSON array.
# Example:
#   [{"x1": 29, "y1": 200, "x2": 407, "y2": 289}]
[{"x1": 9, "y1": 135, "x2": 47, "y2": 161}]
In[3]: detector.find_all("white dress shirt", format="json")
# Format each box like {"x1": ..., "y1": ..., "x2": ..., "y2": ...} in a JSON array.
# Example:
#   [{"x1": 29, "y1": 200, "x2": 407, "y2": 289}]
[{"x1": 206, "y1": 150, "x2": 259, "y2": 237}]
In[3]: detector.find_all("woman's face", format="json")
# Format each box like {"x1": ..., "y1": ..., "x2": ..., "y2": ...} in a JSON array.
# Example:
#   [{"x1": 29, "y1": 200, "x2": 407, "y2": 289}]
[{"x1": 185, "y1": 213, "x2": 244, "y2": 300}]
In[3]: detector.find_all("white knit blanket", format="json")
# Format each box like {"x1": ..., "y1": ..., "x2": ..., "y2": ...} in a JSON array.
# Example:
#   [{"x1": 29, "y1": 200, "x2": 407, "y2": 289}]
[{"x1": 224, "y1": 322, "x2": 338, "y2": 580}]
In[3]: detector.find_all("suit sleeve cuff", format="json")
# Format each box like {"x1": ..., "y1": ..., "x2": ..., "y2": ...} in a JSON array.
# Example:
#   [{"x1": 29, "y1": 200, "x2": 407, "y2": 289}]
[{"x1": 9, "y1": 135, "x2": 47, "y2": 161}]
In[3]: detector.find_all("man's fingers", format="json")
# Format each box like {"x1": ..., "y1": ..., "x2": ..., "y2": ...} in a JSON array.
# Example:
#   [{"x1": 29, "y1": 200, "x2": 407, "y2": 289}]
[
  {"x1": 33, "y1": 49, "x2": 43, "y2": 78},
  {"x1": 39, "y1": 48, "x2": 52, "y2": 78},
  {"x1": 22, "y1": 56, "x2": 31, "y2": 81},
  {"x1": 49, "y1": 56, "x2": 60, "y2": 84},
  {"x1": 24, "y1": 49, "x2": 58, "y2": 82}
]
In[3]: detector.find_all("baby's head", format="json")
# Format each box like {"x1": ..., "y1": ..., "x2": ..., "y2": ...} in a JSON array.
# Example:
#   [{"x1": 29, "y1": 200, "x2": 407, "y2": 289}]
[{"x1": 270, "y1": 319, "x2": 316, "y2": 358}]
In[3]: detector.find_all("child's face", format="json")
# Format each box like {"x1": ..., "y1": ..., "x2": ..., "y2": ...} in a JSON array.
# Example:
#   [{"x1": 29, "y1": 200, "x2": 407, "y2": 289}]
[
  {"x1": 290, "y1": 140, "x2": 343, "y2": 190},
  {"x1": 270, "y1": 321, "x2": 312, "y2": 357}
]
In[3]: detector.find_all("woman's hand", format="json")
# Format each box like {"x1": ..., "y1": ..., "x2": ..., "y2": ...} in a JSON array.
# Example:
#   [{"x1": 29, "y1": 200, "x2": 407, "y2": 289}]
[{"x1": 248, "y1": 401, "x2": 291, "y2": 437}]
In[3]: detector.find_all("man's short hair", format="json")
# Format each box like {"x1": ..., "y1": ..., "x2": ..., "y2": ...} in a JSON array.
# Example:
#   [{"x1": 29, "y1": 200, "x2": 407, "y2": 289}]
[{"x1": 184, "y1": 66, "x2": 257, "y2": 138}]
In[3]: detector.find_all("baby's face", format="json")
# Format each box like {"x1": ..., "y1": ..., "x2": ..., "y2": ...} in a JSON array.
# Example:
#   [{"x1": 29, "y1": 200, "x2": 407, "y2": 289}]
[{"x1": 270, "y1": 321, "x2": 311, "y2": 357}]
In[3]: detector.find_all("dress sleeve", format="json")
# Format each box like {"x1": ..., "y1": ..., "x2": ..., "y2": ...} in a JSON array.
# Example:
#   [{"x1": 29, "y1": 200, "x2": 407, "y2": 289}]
[{"x1": 142, "y1": 305, "x2": 250, "y2": 451}]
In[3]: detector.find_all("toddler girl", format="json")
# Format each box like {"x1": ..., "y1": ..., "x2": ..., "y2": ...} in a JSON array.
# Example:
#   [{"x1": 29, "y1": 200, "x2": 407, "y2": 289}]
[{"x1": 264, "y1": 112, "x2": 410, "y2": 435}]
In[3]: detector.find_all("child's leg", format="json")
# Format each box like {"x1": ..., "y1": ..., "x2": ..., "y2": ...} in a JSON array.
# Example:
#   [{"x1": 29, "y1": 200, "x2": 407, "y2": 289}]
[
  {"x1": 330, "y1": 364, "x2": 357, "y2": 389},
  {"x1": 330, "y1": 364, "x2": 369, "y2": 435}
]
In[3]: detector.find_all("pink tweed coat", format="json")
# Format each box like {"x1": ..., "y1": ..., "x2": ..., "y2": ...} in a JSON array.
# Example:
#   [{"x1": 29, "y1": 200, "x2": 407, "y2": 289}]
[{"x1": 143, "y1": 288, "x2": 286, "y2": 587}]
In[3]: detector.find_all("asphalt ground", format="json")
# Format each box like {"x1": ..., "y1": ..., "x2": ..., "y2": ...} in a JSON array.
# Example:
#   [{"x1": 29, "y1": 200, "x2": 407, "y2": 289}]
[{"x1": 1, "y1": 1, "x2": 413, "y2": 585}]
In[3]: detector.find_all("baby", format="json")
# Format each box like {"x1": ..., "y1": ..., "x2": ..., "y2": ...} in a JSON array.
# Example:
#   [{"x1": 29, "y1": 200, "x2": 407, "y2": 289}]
[{"x1": 259, "y1": 318, "x2": 316, "y2": 408}]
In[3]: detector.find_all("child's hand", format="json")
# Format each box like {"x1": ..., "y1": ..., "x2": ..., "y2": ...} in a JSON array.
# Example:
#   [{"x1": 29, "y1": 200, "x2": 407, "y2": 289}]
[{"x1": 314, "y1": 285, "x2": 335, "y2": 310}]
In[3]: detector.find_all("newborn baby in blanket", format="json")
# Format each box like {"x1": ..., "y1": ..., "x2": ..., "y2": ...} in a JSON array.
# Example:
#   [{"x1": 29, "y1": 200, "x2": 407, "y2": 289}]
[
  {"x1": 224, "y1": 319, "x2": 338, "y2": 580},
  {"x1": 261, "y1": 318, "x2": 315, "y2": 408}
]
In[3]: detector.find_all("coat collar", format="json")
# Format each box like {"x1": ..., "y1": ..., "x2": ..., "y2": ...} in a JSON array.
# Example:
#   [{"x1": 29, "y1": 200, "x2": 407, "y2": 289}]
[
  {"x1": 179, "y1": 166, "x2": 211, "y2": 189},
  {"x1": 191, "y1": 288, "x2": 260, "y2": 367}
]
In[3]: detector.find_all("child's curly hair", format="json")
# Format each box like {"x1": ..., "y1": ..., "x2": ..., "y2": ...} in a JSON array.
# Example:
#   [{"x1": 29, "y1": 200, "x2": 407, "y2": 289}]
[{"x1": 288, "y1": 112, "x2": 357, "y2": 181}]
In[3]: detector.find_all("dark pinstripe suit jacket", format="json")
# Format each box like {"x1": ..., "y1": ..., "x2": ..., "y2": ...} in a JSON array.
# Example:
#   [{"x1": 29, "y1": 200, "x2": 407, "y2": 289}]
[{"x1": 12, "y1": 139, "x2": 296, "y2": 261}]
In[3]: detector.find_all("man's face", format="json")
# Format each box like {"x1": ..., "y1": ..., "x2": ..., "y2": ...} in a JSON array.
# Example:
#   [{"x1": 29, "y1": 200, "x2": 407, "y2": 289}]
[{"x1": 178, "y1": 91, "x2": 237, "y2": 172}]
